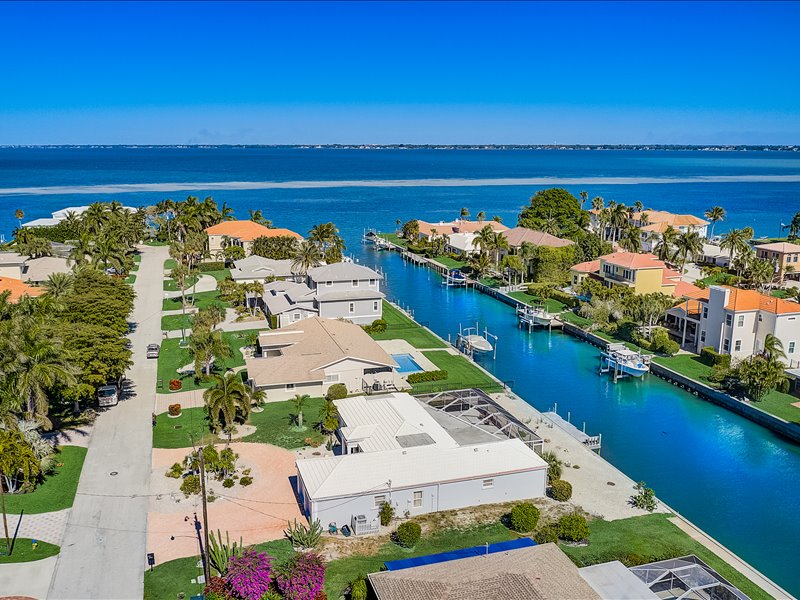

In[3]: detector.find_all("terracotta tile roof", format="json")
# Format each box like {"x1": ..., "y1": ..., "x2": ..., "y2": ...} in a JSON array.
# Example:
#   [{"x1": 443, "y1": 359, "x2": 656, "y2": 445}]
[
  {"x1": 600, "y1": 252, "x2": 665, "y2": 270},
  {"x1": 662, "y1": 268, "x2": 682, "y2": 282},
  {"x1": 673, "y1": 281, "x2": 707, "y2": 299},
  {"x1": 0, "y1": 277, "x2": 43, "y2": 302},
  {"x1": 634, "y1": 210, "x2": 708, "y2": 227},
  {"x1": 417, "y1": 220, "x2": 508, "y2": 237},
  {"x1": 502, "y1": 227, "x2": 574, "y2": 248},
  {"x1": 571, "y1": 259, "x2": 600, "y2": 274},
  {"x1": 720, "y1": 286, "x2": 800, "y2": 314},
  {"x1": 205, "y1": 220, "x2": 303, "y2": 241},
  {"x1": 756, "y1": 241, "x2": 800, "y2": 254}
]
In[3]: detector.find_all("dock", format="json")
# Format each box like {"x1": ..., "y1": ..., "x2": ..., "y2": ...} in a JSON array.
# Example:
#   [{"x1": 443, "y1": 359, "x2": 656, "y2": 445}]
[{"x1": 542, "y1": 410, "x2": 602, "y2": 451}]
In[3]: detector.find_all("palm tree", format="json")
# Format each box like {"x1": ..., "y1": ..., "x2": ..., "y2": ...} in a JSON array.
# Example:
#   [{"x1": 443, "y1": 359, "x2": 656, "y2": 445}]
[
  {"x1": 468, "y1": 252, "x2": 492, "y2": 280},
  {"x1": 0, "y1": 430, "x2": 41, "y2": 494},
  {"x1": 248, "y1": 209, "x2": 272, "y2": 227},
  {"x1": 591, "y1": 196, "x2": 604, "y2": 211},
  {"x1": 654, "y1": 226, "x2": 679, "y2": 262},
  {"x1": 619, "y1": 227, "x2": 643, "y2": 253},
  {"x1": 540, "y1": 217, "x2": 560, "y2": 236},
  {"x1": 474, "y1": 225, "x2": 495, "y2": 256},
  {"x1": 14, "y1": 209, "x2": 24, "y2": 229},
  {"x1": 188, "y1": 328, "x2": 232, "y2": 378},
  {"x1": 786, "y1": 211, "x2": 800, "y2": 240},
  {"x1": 762, "y1": 334, "x2": 786, "y2": 363},
  {"x1": 673, "y1": 231, "x2": 704, "y2": 271},
  {"x1": 633, "y1": 200, "x2": 644, "y2": 213},
  {"x1": 292, "y1": 240, "x2": 322, "y2": 276},
  {"x1": 459, "y1": 207, "x2": 470, "y2": 219},
  {"x1": 746, "y1": 258, "x2": 775, "y2": 291},
  {"x1": 519, "y1": 241, "x2": 537, "y2": 282},
  {"x1": 91, "y1": 235, "x2": 129, "y2": 274},
  {"x1": 476, "y1": 211, "x2": 486, "y2": 223},
  {"x1": 319, "y1": 397, "x2": 339, "y2": 442},
  {"x1": 219, "y1": 202, "x2": 235, "y2": 221},
  {"x1": 491, "y1": 215, "x2": 502, "y2": 223},
  {"x1": 488, "y1": 231, "x2": 509, "y2": 267},
  {"x1": 704, "y1": 206, "x2": 726, "y2": 239},
  {"x1": 203, "y1": 373, "x2": 251, "y2": 442},
  {"x1": 500, "y1": 254, "x2": 524, "y2": 285},
  {"x1": 608, "y1": 203, "x2": 629, "y2": 243},
  {"x1": 42, "y1": 272, "x2": 74, "y2": 300},
  {"x1": 720, "y1": 228, "x2": 748, "y2": 262},
  {"x1": 579, "y1": 191, "x2": 588, "y2": 210},
  {"x1": 292, "y1": 393, "x2": 311, "y2": 429}
]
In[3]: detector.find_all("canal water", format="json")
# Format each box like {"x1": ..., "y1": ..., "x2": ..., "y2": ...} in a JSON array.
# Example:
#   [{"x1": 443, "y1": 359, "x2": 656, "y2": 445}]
[{"x1": 365, "y1": 248, "x2": 800, "y2": 596}]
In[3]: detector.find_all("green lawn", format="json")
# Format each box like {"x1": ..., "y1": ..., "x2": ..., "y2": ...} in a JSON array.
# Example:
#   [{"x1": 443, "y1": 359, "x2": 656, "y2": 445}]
[
  {"x1": 325, "y1": 522, "x2": 516, "y2": 597},
  {"x1": 156, "y1": 329, "x2": 261, "y2": 393},
  {"x1": 507, "y1": 291, "x2": 568, "y2": 314},
  {"x1": 558, "y1": 310, "x2": 593, "y2": 327},
  {"x1": 752, "y1": 388, "x2": 800, "y2": 424},
  {"x1": 243, "y1": 397, "x2": 326, "y2": 448},
  {"x1": 143, "y1": 539, "x2": 294, "y2": 600},
  {"x1": 4, "y1": 446, "x2": 87, "y2": 514},
  {"x1": 133, "y1": 253, "x2": 142, "y2": 263},
  {"x1": 162, "y1": 290, "x2": 230, "y2": 312},
  {"x1": 164, "y1": 258, "x2": 177, "y2": 271},
  {"x1": 478, "y1": 277, "x2": 504, "y2": 288},
  {"x1": 367, "y1": 301, "x2": 447, "y2": 349},
  {"x1": 153, "y1": 407, "x2": 218, "y2": 449},
  {"x1": 771, "y1": 289, "x2": 792, "y2": 299},
  {"x1": 163, "y1": 274, "x2": 199, "y2": 292},
  {"x1": 0, "y1": 539, "x2": 60, "y2": 563},
  {"x1": 125, "y1": 273, "x2": 136, "y2": 284},
  {"x1": 201, "y1": 268, "x2": 232, "y2": 282},
  {"x1": 379, "y1": 232, "x2": 407, "y2": 248},
  {"x1": 161, "y1": 314, "x2": 193, "y2": 332},
  {"x1": 652, "y1": 354, "x2": 717, "y2": 386},
  {"x1": 433, "y1": 255, "x2": 467, "y2": 269},
  {"x1": 411, "y1": 350, "x2": 504, "y2": 394},
  {"x1": 560, "y1": 514, "x2": 769, "y2": 600}
]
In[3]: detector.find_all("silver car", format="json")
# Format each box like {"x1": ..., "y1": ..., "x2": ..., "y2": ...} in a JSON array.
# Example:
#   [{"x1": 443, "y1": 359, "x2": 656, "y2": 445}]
[{"x1": 146, "y1": 343, "x2": 160, "y2": 359}]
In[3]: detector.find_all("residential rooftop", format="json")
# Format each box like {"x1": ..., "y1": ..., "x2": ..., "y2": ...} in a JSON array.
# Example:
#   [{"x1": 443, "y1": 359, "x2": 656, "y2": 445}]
[
  {"x1": 0, "y1": 277, "x2": 43, "y2": 302},
  {"x1": 307, "y1": 262, "x2": 383, "y2": 282},
  {"x1": 204, "y1": 220, "x2": 303, "y2": 241},
  {"x1": 756, "y1": 241, "x2": 800, "y2": 253},
  {"x1": 706, "y1": 285, "x2": 800, "y2": 315},
  {"x1": 502, "y1": 226, "x2": 574, "y2": 248}
]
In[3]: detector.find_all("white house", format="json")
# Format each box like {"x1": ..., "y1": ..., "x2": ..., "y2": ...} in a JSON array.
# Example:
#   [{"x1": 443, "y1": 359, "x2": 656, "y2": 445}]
[
  {"x1": 295, "y1": 392, "x2": 547, "y2": 529},
  {"x1": 261, "y1": 262, "x2": 384, "y2": 327},
  {"x1": 244, "y1": 316, "x2": 402, "y2": 401},
  {"x1": 0, "y1": 253, "x2": 26, "y2": 279},
  {"x1": 231, "y1": 255, "x2": 295, "y2": 284},
  {"x1": 22, "y1": 204, "x2": 138, "y2": 228},
  {"x1": 444, "y1": 232, "x2": 479, "y2": 257},
  {"x1": 694, "y1": 285, "x2": 800, "y2": 363}
]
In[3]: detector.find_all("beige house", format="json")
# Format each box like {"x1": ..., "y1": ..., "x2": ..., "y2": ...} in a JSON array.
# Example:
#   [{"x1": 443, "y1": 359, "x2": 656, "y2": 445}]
[
  {"x1": 755, "y1": 241, "x2": 800, "y2": 281},
  {"x1": 416, "y1": 219, "x2": 508, "y2": 241},
  {"x1": 0, "y1": 253, "x2": 26, "y2": 279},
  {"x1": 205, "y1": 221, "x2": 303, "y2": 256},
  {"x1": 245, "y1": 317, "x2": 402, "y2": 401}
]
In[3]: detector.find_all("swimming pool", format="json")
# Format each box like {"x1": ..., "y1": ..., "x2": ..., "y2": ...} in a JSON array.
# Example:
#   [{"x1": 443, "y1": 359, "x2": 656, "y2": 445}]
[{"x1": 392, "y1": 353, "x2": 423, "y2": 373}]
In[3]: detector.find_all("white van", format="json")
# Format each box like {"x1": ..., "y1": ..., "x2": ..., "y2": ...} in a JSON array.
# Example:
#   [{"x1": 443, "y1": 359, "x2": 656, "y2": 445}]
[{"x1": 97, "y1": 385, "x2": 119, "y2": 408}]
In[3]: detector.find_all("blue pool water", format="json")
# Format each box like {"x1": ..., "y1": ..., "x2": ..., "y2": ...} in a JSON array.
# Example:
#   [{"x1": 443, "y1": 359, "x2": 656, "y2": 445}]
[{"x1": 391, "y1": 353, "x2": 423, "y2": 373}]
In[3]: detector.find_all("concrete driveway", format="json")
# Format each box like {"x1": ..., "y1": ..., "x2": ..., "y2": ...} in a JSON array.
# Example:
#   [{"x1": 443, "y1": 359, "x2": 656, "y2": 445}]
[{"x1": 47, "y1": 245, "x2": 168, "y2": 600}]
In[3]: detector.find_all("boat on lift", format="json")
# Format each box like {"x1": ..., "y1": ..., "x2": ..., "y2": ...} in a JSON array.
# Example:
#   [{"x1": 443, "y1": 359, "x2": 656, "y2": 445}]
[
  {"x1": 517, "y1": 305, "x2": 553, "y2": 329},
  {"x1": 600, "y1": 343, "x2": 651, "y2": 379},
  {"x1": 455, "y1": 323, "x2": 497, "y2": 357}
]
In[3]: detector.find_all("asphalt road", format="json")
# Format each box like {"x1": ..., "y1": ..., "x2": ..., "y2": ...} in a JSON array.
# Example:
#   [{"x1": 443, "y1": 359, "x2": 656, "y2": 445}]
[{"x1": 48, "y1": 245, "x2": 168, "y2": 599}]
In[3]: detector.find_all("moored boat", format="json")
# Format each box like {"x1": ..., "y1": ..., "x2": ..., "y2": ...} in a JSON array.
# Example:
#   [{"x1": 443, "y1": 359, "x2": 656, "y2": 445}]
[{"x1": 600, "y1": 343, "x2": 651, "y2": 378}]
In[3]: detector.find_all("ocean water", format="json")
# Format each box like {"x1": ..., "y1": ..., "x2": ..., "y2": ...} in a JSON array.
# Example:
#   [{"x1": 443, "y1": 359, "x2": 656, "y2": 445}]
[{"x1": 2, "y1": 147, "x2": 800, "y2": 593}]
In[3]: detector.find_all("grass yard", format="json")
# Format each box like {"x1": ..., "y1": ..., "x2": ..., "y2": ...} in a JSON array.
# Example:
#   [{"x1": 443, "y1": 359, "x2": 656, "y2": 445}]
[
  {"x1": 162, "y1": 290, "x2": 230, "y2": 312},
  {"x1": 367, "y1": 301, "x2": 447, "y2": 349},
  {"x1": 163, "y1": 274, "x2": 199, "y2": 292},
  {"x1": 143, "y1": 539, "x2": 294, "y2": 600},
  {"x1": 201, "y1": 268, "x2": 232, "y2": 281},
  {"x1": 163, "y1": 258, "x2": 177, "y2": 271},
  {"x1": 751, "y1": 388, "x2": 800, "y2": 424},
  {"x1": 411, "y1": 350, "x2": 504, "y2": 394},
  {"x1": 433, "y1": 255, "x2": 467, "y2": 269},
  {"x1": 152, "y1": 407, "x2": 218, "y2": 449},
  {"x1": 125, "y1": 273, "x2": 136, "y2": 284},
  {"x1": 652, "y1": 354, "x2": 716, "y2": 386},
  {"x1": 772, "y1": 289, "x2": 792, "y2": 299},
  {"x1": 0, "y1": 539, "x2": 60, "y2": 563},
  {"x1": 379, "y1": 232, "x2": 407, "y2": 248},
  {"x1": 156, "y1": 329, "x2": 261, "y2": 393},
  {"x1": 507, "y1": 291, "x2": 568, "y2": 314},
  {"x1": 558, "y1": 310, "x2": 593, "y2": 327},
  {"x1": 4, "y1": 446, "x2": 87, "y2": 514},
  {"x1": 478, "y1": 277, "x2": 504, "y2": 288},
  {"x1": 560, "y1": 514, "x2": 769, "y2": 600},
  {"x1": 161, "y1": 314, "x2": 193, "y2": 332},
  {"x1": 324, "y1": 522, "x2": 516, "y2": 597},
  {"x1": 243, "y1": 397, "x2": 326, "y2": 448}
]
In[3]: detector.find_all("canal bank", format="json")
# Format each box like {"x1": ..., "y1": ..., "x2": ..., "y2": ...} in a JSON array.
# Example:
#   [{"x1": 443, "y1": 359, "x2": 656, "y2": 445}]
[{"x1": 364, "y1": 247, "x2": 800, "y2": 596}]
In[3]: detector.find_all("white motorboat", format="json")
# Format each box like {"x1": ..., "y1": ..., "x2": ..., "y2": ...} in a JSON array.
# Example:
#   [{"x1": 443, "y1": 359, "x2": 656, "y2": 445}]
[{"x1": 600, "y1": 343, "x2": 651, "y2": 378}]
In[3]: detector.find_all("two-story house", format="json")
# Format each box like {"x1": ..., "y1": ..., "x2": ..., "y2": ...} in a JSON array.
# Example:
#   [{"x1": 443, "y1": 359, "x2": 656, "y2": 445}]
[
  {"x1": 204, "y1": 220, "x2": 303, "y2": 257},
  {"x1": 261, "y1": 262, "x2": 384, "y2": 327},
  {"x1": 755, "y1": 241, "x2": 800, "y2": 282},
  {"x1": 694, "y1": 286, "x2": 800, "y2": 363}
]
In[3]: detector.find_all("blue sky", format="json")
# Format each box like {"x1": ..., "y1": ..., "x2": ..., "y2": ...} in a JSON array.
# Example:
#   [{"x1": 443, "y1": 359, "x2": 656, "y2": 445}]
[{"x1": 1, "y1": 1, "x2": 798, "y2": 144}]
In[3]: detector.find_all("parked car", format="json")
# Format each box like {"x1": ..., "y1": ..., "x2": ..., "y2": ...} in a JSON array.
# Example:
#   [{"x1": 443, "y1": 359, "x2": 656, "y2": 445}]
[
  {"x1": 97, "y1": 385, "x2": 119, "y2": 408},
  {"x1": 147, "y1": 343, "x2": 160, "y2": 359}
]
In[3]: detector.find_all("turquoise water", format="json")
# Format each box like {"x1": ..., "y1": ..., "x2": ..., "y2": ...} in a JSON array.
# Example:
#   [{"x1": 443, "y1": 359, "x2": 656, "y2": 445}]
[
  {"x1": 391, "y1": 353, "x2": 423, "y2": 374},
  {"x1": 367, "y1": 249, "x2": 800, "y2": 595}
]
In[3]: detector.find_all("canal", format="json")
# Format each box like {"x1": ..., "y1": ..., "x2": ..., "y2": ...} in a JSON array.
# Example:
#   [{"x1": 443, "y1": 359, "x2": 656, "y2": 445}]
[{"x1": 364, "y1": 248, "x2": 800, "y2": 596}]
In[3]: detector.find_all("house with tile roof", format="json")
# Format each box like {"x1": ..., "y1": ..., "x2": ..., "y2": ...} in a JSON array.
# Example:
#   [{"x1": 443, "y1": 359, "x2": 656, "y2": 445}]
[
  {"x1": 692, "y1": 285, "x2": 800, "y2": 362},
  {"x1": 755, "y1": 241, "x2": 800, "y2": 281},
  {"x1": 0, "y1": 277, "x2": 43, "y2": 303},
  {"x1": 588, "y1": 208, "x2": 708, "y2": 252},
  {"x1": 416, "y1": 219, "x2": 508, "y2": 240},
  {"x1": 204, "y1": 220, "x2": 303, "y2": 256}
]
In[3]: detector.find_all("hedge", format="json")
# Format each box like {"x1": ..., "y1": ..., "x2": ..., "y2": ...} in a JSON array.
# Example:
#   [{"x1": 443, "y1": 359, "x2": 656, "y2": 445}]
[
  {"x1": 406, "y1": 370, "x2": 448, "y2": 384},
  {"x1": 198, "y1": 261, "x2": 226, "y2": 272},
  {"x1": 325, "y1": 383, "x2": 347, "y2": 401},
  {"x1": 701, "y1": 346, "x2": 731, "y2": 368}
]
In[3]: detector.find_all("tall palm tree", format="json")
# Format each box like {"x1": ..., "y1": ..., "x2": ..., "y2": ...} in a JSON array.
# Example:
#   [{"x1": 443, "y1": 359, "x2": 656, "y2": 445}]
[
  {"x1": 468, "y1": 252, "x2": 492, "y2": 280},
  {"x1": 704, "y1": 206, "x2": 726, "y2": 239},
  {"x1": 91, "y1": 235, "x2": 129, "y2": 274},
  {"x1": 619, "y1": 227, "x2": 643, "y2": 253},
  {"x1": 720, "y1": 228, "x2": 748, "y2": 262},
  {"x1": 654, "y1": 226, "x2": 679, "y2": 262},
  {"x1": 292, "y1": 393, "x2": 311, "y2": 429},
  {"x1": 762, "y1": 334, "x2": 786, "y2": 363},
  {"x1": 745, "y1": 258, "x2": 775, "y2": 291},
  {"x1": 608, "y1": 203, "x2": 629, "y2": 243},
  {"x1": 579, "y1": 191, "x2": 588, "y2": 210},
  {"x1": 203, "y1": 373, "x2": 251, "y2": 442},
  {"x1": 474, "y1": 225, "x2": 495, "y2": 255},
  {"x1": 476, "y1": 211, "x2": 486, "y2": 223},
  {"x1": 591, "y1": 196, "x2": 604, "y2": 211},
  {"x1": 14, "y1": 209, "x2": 24, "y2": 229},
  {"x1": 519, "y1": 241, "x2": 537, "y2": 282},
  {"x1": 248, "y1": 209, "x2": 272, "y2": 227},
  {"x1": 489, "y1": 231, "x2": 509, "y2": 267},
  {"x1": 459, "y1": 207, "x2": 470, "y2": 219},
  {"x1": 292, "y1": 240, "x2": 322, "y2": 276},
  {"x1": 219, "y1": 202, "x2": 235, "y2": 221},
  {"x1": 188, "y1": 328, "x2": 232, "y2": 378},
  {"x1": 673, "y1": 231, "x2": 704, "y2": 271}
]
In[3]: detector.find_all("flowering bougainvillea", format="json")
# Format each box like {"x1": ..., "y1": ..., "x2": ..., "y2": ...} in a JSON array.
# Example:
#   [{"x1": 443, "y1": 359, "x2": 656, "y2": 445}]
[
  {"x1": 225, "y1": 549, "x2": 273, "y2": 600},
  {"x1": 275, "y1": 553, "x2": 326, "y2": 600}
]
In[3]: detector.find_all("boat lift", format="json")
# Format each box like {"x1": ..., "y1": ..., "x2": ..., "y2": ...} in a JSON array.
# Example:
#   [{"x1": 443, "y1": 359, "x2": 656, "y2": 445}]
[
  {"x1": 599, "y1": 343, "x2": 651, "y2": 383},
  {"x1": 516, "y1": 305, "x2": 553, "y2": 331},
  {"x1": 442, "y1": 269, "x2": 467, "y2": 287},
  {"x1": 454, "y1": 322, "x2": 498, "y2": 359}
]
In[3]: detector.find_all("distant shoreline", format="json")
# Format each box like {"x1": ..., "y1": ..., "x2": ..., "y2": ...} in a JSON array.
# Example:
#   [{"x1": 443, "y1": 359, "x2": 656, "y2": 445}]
[{"x1": 0, "y1": 144, "x2": 798, "y2": 151}]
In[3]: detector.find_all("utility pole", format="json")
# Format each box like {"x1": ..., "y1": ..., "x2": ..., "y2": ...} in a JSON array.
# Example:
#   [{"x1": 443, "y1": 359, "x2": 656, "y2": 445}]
[
  {"x1": 198, "y1": 447, "x2": 211, "y2": 585},
  {"x1": 1, "y1": 483, "x2": 10, "y2": 555}
]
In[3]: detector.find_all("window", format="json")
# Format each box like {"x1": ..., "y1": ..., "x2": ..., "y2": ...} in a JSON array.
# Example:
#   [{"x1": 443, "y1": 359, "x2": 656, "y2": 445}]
[
  {"x1": 285, "y1": 383, "x2": 295, "y2": 391},
  {"x1": 350, "y1": 444, "x2": 361, "y2": 454},
  {"x1": 725, "y1": 314, "x2": 732, "y2": 327},
  {"x1": 373, "y1": 495, "x2": 386, "y2": 508},
  {"x1": 325, "y1": 281, "x2": 333, "y2": 287},
  {"x1": 369, "y1": 278, "x2": 376, "y2": 286},
  {"x1": 292, "y1": 312, "x2": 301, "y2": 322},
  {"x1": 702, "y1": 307, "x2": 708, "y2": 319},
  {"x1": 700, "y1": 331, "x2": 706, "y2": 342},
  {"x1": 324, "y1": 374, "x2": 339, "y2": 383},
  {"x1": 790, "y1": 342, "x2": 796, "y2": 354},
  {"x1": 758, "y1": 314, "x2": 763, "y2": 322},
  {"x1": 482, "y1": 478, "x2": 494, "y2": 489},
  {"x1": 735, "y1": 340, "x2": 742, "y2": 351},
  {"x1": 373, "y1": 301, "x2": 379, "y2": 312},
  {"x1": 352, "y1": 280, "x2": 359, "y2": 287},
  {"x1": 737, "y1": 315, "x2": 744, "y2": 327},
  {"x1": 349, "y1": 302, "x2": 355, "y2": 313},
  {"x1": 412, "y1": 491, "x2": 423, "y2": 507},
  {"x1": 723, "y1": 339, "x2": 730, "y2": 351}
]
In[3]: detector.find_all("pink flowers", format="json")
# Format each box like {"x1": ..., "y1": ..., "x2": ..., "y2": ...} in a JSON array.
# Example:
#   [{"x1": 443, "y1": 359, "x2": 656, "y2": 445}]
[
  {"x1": 226, "y1": 550, "x2": 273, "y2": 600},
  {"x1": 275, "y1": 553, "x2": 325, "y2": 600}
]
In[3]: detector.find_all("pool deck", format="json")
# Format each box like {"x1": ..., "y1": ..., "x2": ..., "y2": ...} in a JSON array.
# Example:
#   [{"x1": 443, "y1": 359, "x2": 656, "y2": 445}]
[{"x1": 376, "y1": 339, "x2": 439, "y2": 372}]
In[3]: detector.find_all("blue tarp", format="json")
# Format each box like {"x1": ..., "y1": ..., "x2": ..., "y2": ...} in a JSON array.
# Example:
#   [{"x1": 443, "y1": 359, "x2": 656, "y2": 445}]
[{"x1": 383, "y1": 537, "x2": 536, "y2": 571}]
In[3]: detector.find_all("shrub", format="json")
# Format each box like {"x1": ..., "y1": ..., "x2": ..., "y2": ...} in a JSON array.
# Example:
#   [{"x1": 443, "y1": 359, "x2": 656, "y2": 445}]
[
  {"x1": 707, "y1": 364, "x2": 730, "y2": 384},
  {"x1": 548, "y1": 479, "x2": 573, "y2": 502},
  {"x1": 168, "y1": 403, "x2": 182, "y2": 416},
  {"x1": 379, "y1": 501, "x2": 395, "y2": 526},
  {"x1": 165, "y1": 462, "x2": 183, "y2": 478},
  {"x1": 395, "y1": 521, "x2": 422, "y2": 548},
  {"x1": 533, "y1": 524, "x2": 559, "y2": 544},
  {"x1": 630, "y1": 481, "x2": 658, "y2": 512},
  {"x1": 284, "y1": 518, "x2": 323, "y2": 551},
  {"x1": 350, "y1": 575, "x2": 368, "y2": 600},
  {"x1": 701, "y1": 346, "x2": 731, "y2": 368},
  {"x1": 365, "y1": 318, "x2": 387, "y2": 334},
  {"x1": 204, "y1": 576, "x2": 231, "y2": 600},
  {"x1": 651, "y1": 329, "x2": 679, "y2": 356},
  {"x1": 169, "y1": 379, "x2": 182, "y2": 391},
  {"x1": 223, "y1": 478, "x2": 235, "y2": 488},
  {"x1": 208, "y1": 529, "x2": 243, "y2": 577},
  {"x1": 259, "y1": 592, "x2": 283, "y2": 600},
  {"x1": 226, "y1": 549, "x2": 274, "y2": 600},
  {"x1": 510, "y1": 502, "x2": 540, "y2": 533},
  {"x1": 325, "y1": 383, "x2": 348, "y2": 401},
  {"x1": 180, "y1": 474, "x2": 201, "y2": 496},
  {"x1": 540, "y1": 450, "x2": 562, "y2": 482},
  {"x1": 406, "y1": 370, "x2": 448, "y2": 384},
  {"x1": 198, "y1": 261, "x2": 227, "y2": 272},
  {"x1": 275, "y1": 552, "x2": 326, "y2": 600},
  {"x1": 240, "y1": 476, "x2": 253, "y2": 486},
  {"x1": 557, "y1": 513, "x2": 589, "y2": 542}
]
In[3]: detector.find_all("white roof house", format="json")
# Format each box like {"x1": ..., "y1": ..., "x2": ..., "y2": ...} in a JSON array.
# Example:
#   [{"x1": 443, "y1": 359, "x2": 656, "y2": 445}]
[
  {"x1": 445, "y1": 232, "x2": 479, "y2": 256},
  {"x1": 22, "y1": 204, "x2": 138, "y2": 228},
  {"x1": 295, "y1": 392, "x2": 548, "y2": 529},
  {"x1": 231, "y1": 255, "x2": 295, "y2": 282}
]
